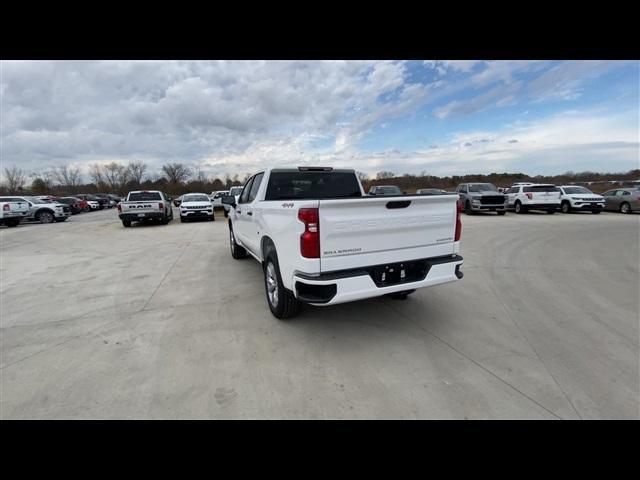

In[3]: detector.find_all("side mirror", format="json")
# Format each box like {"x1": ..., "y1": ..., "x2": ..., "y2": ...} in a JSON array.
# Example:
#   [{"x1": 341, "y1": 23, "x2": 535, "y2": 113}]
[{"x1": 221, "y1": 195, "x2": 236, "y2": 207}]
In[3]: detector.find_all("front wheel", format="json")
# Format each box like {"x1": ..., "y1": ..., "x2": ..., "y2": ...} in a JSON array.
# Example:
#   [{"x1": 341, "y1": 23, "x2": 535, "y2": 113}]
[
  {"x1": 561, "y1": 201, "x2": 571, "y2": 214},
  {"x1": 497, "y1": 210, "x2": 506, "y2": 216},
  {"x1": 264, "y1": 256, "x2": 300, "y2": 319},
  {"x1": 592, "y1": 210, "x2": 602, "y2": 214},
  {"x1": 620, "y1": 202, "x2": 631, "y2": 214},
  {"x1": 229, "y1": 227, "x2": 247, "y2": 259},
  {"x1": 36, "y1": 211, "x2": 55, "y2": 224},
  {"x1": 514, "y1": 201, "x2": 524, "y2": 214},
  {"x1": 464, "y1": 201, "x2": 473, "y2": 215},
  {"x1": 546, "y1": 209, "x2": 556, "y2": 214},
  {"x1": 122, "y1": 219, "x2": 132, "y2": 227}
]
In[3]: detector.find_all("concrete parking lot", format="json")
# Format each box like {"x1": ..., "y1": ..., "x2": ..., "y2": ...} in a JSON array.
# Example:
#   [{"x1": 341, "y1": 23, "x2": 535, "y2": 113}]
[{"x1": 1, "y1": 208, "x2": 638, "y2": 419}]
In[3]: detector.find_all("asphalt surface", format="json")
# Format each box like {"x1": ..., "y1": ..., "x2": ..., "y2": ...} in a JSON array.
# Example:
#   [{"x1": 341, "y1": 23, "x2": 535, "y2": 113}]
[{"x1": 1, "y1": 207, "x2": 638, "y2": 419}]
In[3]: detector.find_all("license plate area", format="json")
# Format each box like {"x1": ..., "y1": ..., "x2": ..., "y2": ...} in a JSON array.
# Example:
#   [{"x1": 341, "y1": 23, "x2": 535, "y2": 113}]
[
  {"x1": 137, "y1": 213, "x2": 145, "y2": 217},
  {"x1": 370, "y1": 260, "x2": 430, "y2": 288}
]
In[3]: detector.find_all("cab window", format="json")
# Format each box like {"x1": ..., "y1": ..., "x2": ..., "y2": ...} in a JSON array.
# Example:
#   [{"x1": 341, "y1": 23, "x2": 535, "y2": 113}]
[{"x1": 248, "y1": 173, "x2": 264, "y2": 203}]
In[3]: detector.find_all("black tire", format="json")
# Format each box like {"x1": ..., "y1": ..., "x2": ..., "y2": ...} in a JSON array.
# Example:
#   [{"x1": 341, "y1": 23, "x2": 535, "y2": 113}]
[
  {"x1": 122, "y1": 219, "x2": 132, "y2": 227},
  {"x1": 229, "y1": 226, "x2": 247, "y2": 259},
  {"x1": 180, "y1": 216, "x2": 186, "y2": 223},
  {"x1": 546, "y1": 209, "x2": 555, "y2": 214},
  {"x1": 36, "y1": 210, "x2": 55, "y2": 224},
  {"x1": 497, "y1": 210, "x2": 506, "y2": 216},
  {"x1": 211, "y1": 213, "x2": 215, "y2": 222},
  {"x1": 514, "y1": 201, "x2": 525, "y2": 214},
  {"x1": 464, "y1": 201, "x2": 473, "y2": 215},
  {"x1": 620, "y1": 202, "x2": 631, "y2": 214},
  {"x1": 263, "y1": 251, "x2": 300, "y2": 319},
  {"x1": 55, "y1": 217, "x2": 67, "y2": 222},
  {"x1": 561, "y1": 201, "x2": 571, "y2": 214},
  {"x1": 592, "y1": 210, "x2": 601, "y2": 214},
  {"x1": 224, "y1": 209, "x2": 229, "y2": 218},
  {"x1": 5, "y1": 218, "x2": 20, "y2": 227}
]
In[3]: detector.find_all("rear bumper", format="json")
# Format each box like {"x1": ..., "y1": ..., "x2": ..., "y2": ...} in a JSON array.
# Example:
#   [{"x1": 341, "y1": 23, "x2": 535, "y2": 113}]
[
  {"x1": 119, "y1": 212, "x2": 164, "y2": 221},
  {"x1": 293, "y1": 255, "x2": 463, "y2": 306}
]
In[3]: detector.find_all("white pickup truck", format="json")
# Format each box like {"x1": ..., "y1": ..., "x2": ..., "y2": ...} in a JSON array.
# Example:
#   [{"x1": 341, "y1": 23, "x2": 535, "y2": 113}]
[
  {"x1": 0, "y1": 197, "x2": 30, "y2": 227},
  {"x1": 222, "y1": 167, "x2": 464, "y2": 319},
  {"x1": 117, "y1": 190, "x2": 174, "y2": 227}
]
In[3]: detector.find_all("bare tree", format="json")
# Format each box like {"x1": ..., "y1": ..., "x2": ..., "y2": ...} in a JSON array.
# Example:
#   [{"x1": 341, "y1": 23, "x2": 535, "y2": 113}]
[
  {"x1": 3, "y1": 166, "x2": 27, "y2": 193},
  {"x1": 102, "y1": 162, "x2": 128, "y2": 191},
  {"x1": 376, "y1": 171, "x2": 395, "y2": 180},
  {"x1": 162, "y1": 163, "x2": 192, "y2": 184},
  {"x1": 356, "y1": 171, "x2": 369, "y2": 183},
  {"x1": 51, "y1": 164, "x2": 83, "y2": 190},
  {"x1": 88, "y1": 163, "x2": 105, "y2": 187},
  {"x1": 126, "y1": 160, "x2": 148, "y2": 185}
]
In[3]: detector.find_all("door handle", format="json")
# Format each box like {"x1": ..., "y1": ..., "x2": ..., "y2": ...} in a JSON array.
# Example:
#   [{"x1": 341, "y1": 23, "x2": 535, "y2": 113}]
[{"x1": 247, "y1": 211, "x2": 253, "y2": 216}]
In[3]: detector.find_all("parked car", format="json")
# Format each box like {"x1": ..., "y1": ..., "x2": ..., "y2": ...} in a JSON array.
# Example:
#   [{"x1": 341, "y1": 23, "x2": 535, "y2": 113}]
[
  {"x1": 0, "y1": 197, "x2": 30, "y2": 227},
  {"x1": 210, "y1": 190, "x2": 229, "y2": 210},
  {"x1": 557, "y1": 186, "x2": 605, "y2": 214},
  {"x1": 94, "y1": 193, "x2": 116, "y2": 208},
  {"x1": 455, "y1": 183, "x2": 507, "y2": 215},
  {"x1": 368, "y1": 185, "x2": 403, "y2": 196},
  {"x1": 222, "y1": 167, "x2": 463, "y2": 319},
  {"x1": 505, "y1": 184, "x2": 560, "y2": 214},
  {"x1": 416, "y1": 188, "x2": 447, "y2": 195},
  {"x1": 223, "y1": 186, "x2": 244, "y2": 217},
  {"x1": 118, "y1": 190, "x2": 173, "y2": 227},
  {"x1": 601, "y1": 188, "x2": 640, "y2": 214},
  {"x1": 1, "y1": 196, "x2": 72, "y2": 223},
  {"x1": 75, "y1": 194, "x2": 107, "y2": 210},
  {"x1": 179, "y1": 193, "x2": 214, "y2": 222},
  {"x1": 55, "y1": 197, "x2": 84, "y2": 214},
  {"x1": 173, "y1": 195, "x2": 183, "y2": 207}
]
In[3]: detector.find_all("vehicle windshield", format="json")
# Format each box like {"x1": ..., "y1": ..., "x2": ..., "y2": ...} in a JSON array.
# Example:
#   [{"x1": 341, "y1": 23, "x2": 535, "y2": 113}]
[
  {"x1": 128, "y1": 192, "x2": 162, "y2": 201},
  {"x1": 182, "y1": 194, "x2": 210, "y2": 202},
  {"x1": 563, "y1": 187, "x2": 592, "y2": 194},
  {"x1": 375, "y1": 186, "x2": 402, "y2": 194},
  {"x1": 468, "y1": 184, "x2": 498, "y2": 192}
]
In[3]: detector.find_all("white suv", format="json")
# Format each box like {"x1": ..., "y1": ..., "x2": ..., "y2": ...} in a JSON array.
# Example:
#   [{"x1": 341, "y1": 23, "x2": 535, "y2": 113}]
[
  {"x1": 557, "y1": 186, "x2": 605, "y2": 214},
  {"x1": 505, "y1": 184, "x2": 561, "y2": 214}
]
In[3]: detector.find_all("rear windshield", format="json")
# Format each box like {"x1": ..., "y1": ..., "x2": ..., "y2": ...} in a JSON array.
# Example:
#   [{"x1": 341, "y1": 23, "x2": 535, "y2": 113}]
[
  {"x1": 523, "y1": 185, "x2": 558, "y2": 193},
  {"x1": 128, "y1": 192, "x2": 162, "y2": 201},
  {"x1": 265, "y1": 172, "x2": 362, "y2": 200}
]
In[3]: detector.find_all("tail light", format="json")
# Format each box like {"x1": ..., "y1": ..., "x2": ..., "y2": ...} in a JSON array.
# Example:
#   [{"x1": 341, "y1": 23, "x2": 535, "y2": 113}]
[
  {"x1": 525, "y1": 192, "x2": 533, "y2": 200},
  {"x1": 117, "y1": 204, "x2": 122, "y2": 213},
  {"x1": 159, "y1": 202, "x2": 164, "y2": 210},
  {"x1": 3, "y1": 204, "x2": 9, "y2": 212},
  {"x1": 298, "y1": 208, "x2": 320, "y2": 258},
  {"x1": 454, "y1": 201, "x2": 462, "y2": 242}
]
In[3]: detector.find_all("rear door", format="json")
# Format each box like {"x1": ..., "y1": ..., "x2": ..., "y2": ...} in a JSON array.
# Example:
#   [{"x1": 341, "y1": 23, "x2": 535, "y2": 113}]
[{"x1": 318, "y1": 195, "x2": 458, "y2": 272}]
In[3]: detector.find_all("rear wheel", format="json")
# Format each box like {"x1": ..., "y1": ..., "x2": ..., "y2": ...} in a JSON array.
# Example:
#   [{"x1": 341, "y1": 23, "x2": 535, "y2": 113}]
[
  {"x1": 229, "y1": 227, "x2": 247, "y2": 259},
  {"x1": 122, "y1": 219, "x2": 131, "y2": 227},
  {"x1": 546, "y1": 209, "x2": 555, "y2": 214},
  {"x1": 5, "y1": 218, "x2": 20, "y2": 227},
  {"x1": 264, "y1": 255, "x2": 300, "y2": 319},
  {"x1": 620, "y1": 202, "x2": 631, "y2": 214},
  {"x1": 561, "y1": 201, "x2": 571, "y2": 214},
  {"x1": 224, "y1": 209, "x2": 229, "y2": 218},
  {"x1": 497, "y1": 210, "x2": 506, "y2": 216}
]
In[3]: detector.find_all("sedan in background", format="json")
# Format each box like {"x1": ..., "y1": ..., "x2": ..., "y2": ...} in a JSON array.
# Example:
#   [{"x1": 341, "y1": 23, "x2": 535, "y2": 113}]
[
  {"x1": 55, "y1": 197, "x2": 84, "y2": 214},
  {"x1": 602, "y1": 188, "x2": 640, "y2": 214}
]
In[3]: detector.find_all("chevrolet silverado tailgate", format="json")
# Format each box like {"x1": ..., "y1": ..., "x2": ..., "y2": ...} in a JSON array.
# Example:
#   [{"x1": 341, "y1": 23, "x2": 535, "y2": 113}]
[{"x1": 318, "y1": 195, "x2": 458, "y2": 272}]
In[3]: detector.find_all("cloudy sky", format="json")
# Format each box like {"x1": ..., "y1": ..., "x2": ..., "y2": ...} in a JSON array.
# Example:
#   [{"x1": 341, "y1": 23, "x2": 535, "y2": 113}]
[{"x1": 1, "y1": 60, "x2": 638, "y2": 180}]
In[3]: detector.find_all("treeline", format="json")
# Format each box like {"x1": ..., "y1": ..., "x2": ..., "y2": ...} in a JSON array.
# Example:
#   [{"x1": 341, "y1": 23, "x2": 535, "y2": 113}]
[
  {"x1": 1, "y1": 162, "x2": 638, "y2": 196},
  {"x1": 0, "y1": 162, "x2": 249, "y2": 196},
  {"x1": 359, "y1": 169, "x2": 640, "y2": 194}
]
